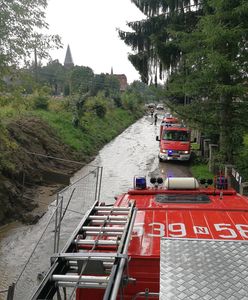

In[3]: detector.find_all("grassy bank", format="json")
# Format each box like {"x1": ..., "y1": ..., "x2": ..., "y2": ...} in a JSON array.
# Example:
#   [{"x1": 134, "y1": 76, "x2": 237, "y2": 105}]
[
  {"x1": 0, "y1": 95, "x2": 144, "y2": 168},
  {"x1": 190, "y1": 163, "x2": 214, "y2": 181},
  {"x1": 34, "y1": 106, "x2": 141, "y2": 156},
  {"x1": 190, "y1": 133, "x2": 248, "y2": 183},
  {"x1": 0, "y1": 95, "x2": 143, "y2": 225}
]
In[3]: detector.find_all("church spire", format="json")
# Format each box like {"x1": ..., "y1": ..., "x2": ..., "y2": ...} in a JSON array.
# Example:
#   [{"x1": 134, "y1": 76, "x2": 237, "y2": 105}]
[{"x1": 64, "y1": 45, "x2": 74, "y2": 68}]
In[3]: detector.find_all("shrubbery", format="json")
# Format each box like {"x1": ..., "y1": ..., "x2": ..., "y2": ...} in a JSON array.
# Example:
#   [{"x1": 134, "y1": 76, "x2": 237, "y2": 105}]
[{"x1": 33, "y1": 94, "x2": 49, "y2": 110}]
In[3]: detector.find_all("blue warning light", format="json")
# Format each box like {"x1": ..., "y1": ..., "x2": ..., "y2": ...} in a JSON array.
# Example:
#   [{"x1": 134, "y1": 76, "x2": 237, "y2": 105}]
[{"x1": 134, "y1": 176, "x2": 147, "y2": 189}]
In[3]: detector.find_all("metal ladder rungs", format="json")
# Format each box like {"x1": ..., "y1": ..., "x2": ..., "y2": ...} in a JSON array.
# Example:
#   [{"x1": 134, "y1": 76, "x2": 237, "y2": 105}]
[
  {"x1": 87, "y1": 215, "x2": 128, "y2": 221},
  {"x1": 85, "y1": 231, "x2": 123, "y2": 237},
  {"x1": 75, "y1": 239, "x2": 120, "y2": 246},
  {"x1": 52, "y1": 274, "x2": 109, "y2": 284},
  {"x1": 32, "y1": 198, "x2": 136, "y2": 300},
  {"x1": 57, "y1": 281, "x2": 108, "y2": 289},
  {"x1": 68, "y1": 261, "x2": 114, "y2": 269},
  {"x1": 94, "y1": 206, "x2": 130, "y2": 212},
  {"x1": 54, "y1": 252, "x2": 119, "y2": 259},
  {"x1": 61, "y1": 257, "x2": 115, "y2": 263},
  {"x1": 103, "y1": 262, "x2": 114, "y2": 268},
  {"x1": 82, "y1": 226, "x2": 124, "y2": 232},
  {"x1": 96, "y1": 212, "x2": 129, "y2": 216},
  {"x1": 90, "y1": 220, "x2": 127, "y2": 225},
  {"x1": 68, "y1": 261, "x2": 78, "y2": 267}
]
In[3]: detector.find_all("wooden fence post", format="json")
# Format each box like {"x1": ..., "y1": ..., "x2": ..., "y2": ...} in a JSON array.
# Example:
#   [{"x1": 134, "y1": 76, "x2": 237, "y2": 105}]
[
  {"x1": 203, "y1": 139, "x2": 211, "y2": 159},
  {"x1": 208, "y1": 144, "x2": 218, "y2": 172}
]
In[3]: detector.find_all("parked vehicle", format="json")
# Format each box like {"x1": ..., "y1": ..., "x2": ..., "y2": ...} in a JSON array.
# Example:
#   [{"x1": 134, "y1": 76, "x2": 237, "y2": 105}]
[
  {"x1": 147, "y1": 103, "x2": 156, "y2": 109},
  {"x1": 156, "y1": 104, "x2": 164, "y2": 111},
  {"x1": 160, "y1": 116, "x2": 178, "y2": 126},
  {"x1": 156, "y1": 124, "x2": 191, "y2": 161}
]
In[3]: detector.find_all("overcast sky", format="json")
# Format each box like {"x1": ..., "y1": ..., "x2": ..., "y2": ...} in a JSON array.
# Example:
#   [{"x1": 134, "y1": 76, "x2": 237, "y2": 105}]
[{"x1": 46, "y1": 0, "x2": 145, "y2": 83}]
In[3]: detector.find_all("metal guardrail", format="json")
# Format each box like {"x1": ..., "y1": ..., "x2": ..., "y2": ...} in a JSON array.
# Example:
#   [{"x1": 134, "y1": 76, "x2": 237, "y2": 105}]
[
  {"x1": 53, "y1": 166, "x2": 103, "y2": 253},
  {"x1": 225, "y1": 164, "x2": 248, "y2": 195},
  {"x1": 3, "y1": 152, "x2": 103, "y2": 300}
]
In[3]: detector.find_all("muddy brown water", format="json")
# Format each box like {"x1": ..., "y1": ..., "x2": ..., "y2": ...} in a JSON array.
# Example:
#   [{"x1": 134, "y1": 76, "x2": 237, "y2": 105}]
[{"x1": 0, "y1": 115, "x2": 191, "y2": 299}]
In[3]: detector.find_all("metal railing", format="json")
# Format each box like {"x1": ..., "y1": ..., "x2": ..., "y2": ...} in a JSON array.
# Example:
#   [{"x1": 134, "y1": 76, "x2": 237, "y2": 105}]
[
  {"x1": 2, "y1": 154, "x2": 103, "y2": 300},
  {"x1": 53, "y1": 166, "x2": 103, "y2": 253},
  {"x1": 224, "y1": 164, "x2": 248, "y2": 195}
]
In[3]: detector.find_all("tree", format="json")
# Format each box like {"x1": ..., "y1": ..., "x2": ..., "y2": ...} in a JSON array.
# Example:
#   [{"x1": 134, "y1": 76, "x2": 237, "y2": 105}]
[
  {"x1": 70, "y1": 66, "x2": 94, "y2": 94},
  {"x1": 104, "y1": 75, "x2": 120, "y2": 98},
  {"x1": 90, "y1": 74, "x2": 106, "y2": 96},
  {"x1": 119, "y1": 0, "x2": 248, "y2": 164},
  {"x1": 118, "y1": 0, "x2": 202, "y2": 84},
  {"x1": 127, "y1": 80, "x2": 159, "y2": 104},
  {"x1": 90, "y1": 74, "x2": 120, "y2": 99},
  {"x1": 39, "y1": 60, "x2": 66, "y2": 95},
  {"x1": 0, "y1": 0, "x2": 61, "y2": 76},
  {"x1": 168, "y1": 1, "x2": 248, "y2": 162}
]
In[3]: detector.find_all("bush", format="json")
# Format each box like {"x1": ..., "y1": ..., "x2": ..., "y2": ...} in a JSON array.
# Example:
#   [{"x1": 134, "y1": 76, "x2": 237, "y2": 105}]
[
  {"x1": 85, "y1": 95, "x2": 108, "y2": 119},
  {"x1": 121, "y1": 93, "x2": 138, "y2": 112},
  {"x1": 33, "y1": 95, "x2": 49, "y2": 110},
  {"x1": 93, "y1": 101, "x2": 107, "y2": 118},
  {"x1": 113, "y1": 96, "x2": 122, "y2": 108},
  {"x1": 190, "y1": 163, "x2": 214, "y2": 180}
]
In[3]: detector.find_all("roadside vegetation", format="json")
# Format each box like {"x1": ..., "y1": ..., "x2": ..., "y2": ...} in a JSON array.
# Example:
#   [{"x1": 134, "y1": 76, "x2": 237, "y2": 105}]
[
  {"x1": 190, "y1": 164, "x2": 214, "y2": 182},
  {"x1": 33, "y1": 98, "x2": 143, "y2": 155},
  {"x1": 0, "y1": 0, "x2": 163, "y2": 225},
  {"x1": 120, "y1": 0, "x2": 248, "y2": 178},
  {"x1": 0, "y1": 13, "x2": 161, "y2": 224},
  {"x1": 0, "y1": 73, "x2": 161, "y2": 224}
]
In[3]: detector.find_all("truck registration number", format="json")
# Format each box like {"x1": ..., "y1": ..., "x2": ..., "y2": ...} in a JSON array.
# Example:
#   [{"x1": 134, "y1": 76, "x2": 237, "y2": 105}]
[{"x1": 133, "y1": 222, "x2": 248, "y2": 239}]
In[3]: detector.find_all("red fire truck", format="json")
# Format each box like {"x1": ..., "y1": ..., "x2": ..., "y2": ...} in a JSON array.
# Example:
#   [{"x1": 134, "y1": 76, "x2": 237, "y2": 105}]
[
  {"x1": 32, "y1": 175, "x2": 248, "y2": 300},
  {"x1": 156, "y1": 123, "x2": 191, "y2": 162}
]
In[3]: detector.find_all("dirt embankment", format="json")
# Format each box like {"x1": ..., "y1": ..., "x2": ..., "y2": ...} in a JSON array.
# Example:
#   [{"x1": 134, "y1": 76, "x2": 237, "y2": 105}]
[{"x1": 0, "y1": 117, "x2": 89, "y2": 226}]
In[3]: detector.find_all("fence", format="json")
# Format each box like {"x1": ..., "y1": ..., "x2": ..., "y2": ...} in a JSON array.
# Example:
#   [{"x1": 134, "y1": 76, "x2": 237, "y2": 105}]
[
  {"x1": 0, "y1": 153, "x2": 102, "y2": 300},
  {"x1": 197, "y1": 138, "x2": 248, "y2": 194},
  {"x1": 224, "y1": 164, "x2": 248, "y2": 195}
]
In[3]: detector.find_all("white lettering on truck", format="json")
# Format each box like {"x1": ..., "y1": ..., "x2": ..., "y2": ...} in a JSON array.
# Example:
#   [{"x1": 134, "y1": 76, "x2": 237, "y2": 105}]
[{"x1": 132, "y1": 222, "x2": 248, "y2": 239}]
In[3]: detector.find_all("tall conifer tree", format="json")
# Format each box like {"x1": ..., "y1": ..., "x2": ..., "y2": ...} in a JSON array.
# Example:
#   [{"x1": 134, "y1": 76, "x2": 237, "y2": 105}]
[{"x1": 120, "y1": 0, "x2": 248, "y2": 163}]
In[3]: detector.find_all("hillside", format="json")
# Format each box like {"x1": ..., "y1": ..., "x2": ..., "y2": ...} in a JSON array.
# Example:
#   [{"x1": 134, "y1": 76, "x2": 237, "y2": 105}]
[{"x1": 0, "y1": 106, "x2": 142, "y2": 225}]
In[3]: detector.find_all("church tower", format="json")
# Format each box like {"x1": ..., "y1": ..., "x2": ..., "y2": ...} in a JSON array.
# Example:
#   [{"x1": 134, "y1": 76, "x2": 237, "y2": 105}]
[{"x1": 64, "y1": 45, "x2": 74, "y2": 68}]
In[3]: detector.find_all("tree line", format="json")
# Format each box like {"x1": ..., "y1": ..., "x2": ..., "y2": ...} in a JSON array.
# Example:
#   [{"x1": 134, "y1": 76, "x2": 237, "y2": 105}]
[
  {"x1": 119, "y1": 0, "x2": 248, "y2": 166},
  {"x1": 0, "y1": 1, "x2": 162, "y2": 126}
]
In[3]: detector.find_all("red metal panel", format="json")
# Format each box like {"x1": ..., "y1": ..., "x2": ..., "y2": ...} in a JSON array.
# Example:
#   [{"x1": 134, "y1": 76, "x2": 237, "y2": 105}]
[
  {"x1": 120, "y1": 189, "x2": 248, "y2": 259},
  {"x1": 77, "y1": 188, "x2": 248, "y2": 300},
  {"x1": 160, "y1": 140, "x2": 190, "y2": 151}
]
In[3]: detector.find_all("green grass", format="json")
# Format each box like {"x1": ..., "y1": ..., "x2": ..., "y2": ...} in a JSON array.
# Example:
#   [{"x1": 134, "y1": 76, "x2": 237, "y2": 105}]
[
  {"x1": 190, "y1": 163, "x2": 214, "y2": 180},
  {"x1": 191, "y1": 142, "x2": 200, "y2": 150},
  {"x1": 190, "y1": 134, "x2": 248, "y2": 182},
  {"x1": 33, "y1": 107, "x2": 139, "y2": 156},
  {"x1": 0, "y1": 94, "x2": 34, "y2": 122},
  {"x1": 0, "y1": 105, "x2": 17, "y2": 119},
  {"x1": 233, "y1": 133, "x2": 248, "y2": 181},
  {"x1": 244, "y1": 135, "x2": 248, "y2": 146},
  {"x1": 33, "y1": 110, "x2": 86, "y2": 151},
  {"x1": 0, "y1": 94, "x2": 142, "y2": 157}
]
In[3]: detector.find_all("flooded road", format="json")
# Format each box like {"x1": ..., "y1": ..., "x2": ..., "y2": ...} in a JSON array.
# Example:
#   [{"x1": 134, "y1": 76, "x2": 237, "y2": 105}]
[
  {"x1": 0, "y1": 115, "x2": 191, "y2": 299},
  {"x1": 73, "y1": 114, "x2": 191, "y2": 203}
]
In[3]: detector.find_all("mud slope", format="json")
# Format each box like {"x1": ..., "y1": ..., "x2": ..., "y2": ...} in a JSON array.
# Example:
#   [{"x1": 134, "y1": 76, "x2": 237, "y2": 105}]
[{"x1": 0, "y1": 116, "x2": 86, "y2": 225}]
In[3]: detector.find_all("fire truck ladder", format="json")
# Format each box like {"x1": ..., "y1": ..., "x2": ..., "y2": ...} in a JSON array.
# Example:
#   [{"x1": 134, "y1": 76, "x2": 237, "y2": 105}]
[{"x1": 31, "y1": 200, "x2": 137, "y2": 300}]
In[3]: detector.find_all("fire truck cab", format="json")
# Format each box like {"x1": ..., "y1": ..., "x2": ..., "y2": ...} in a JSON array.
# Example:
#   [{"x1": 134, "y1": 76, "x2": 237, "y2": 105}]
[
  {"x1": 161, "y1": 116, "x2": 178, "y2": 126},
  {"x1": 156, "y1": 124, "x2": 191, "y2": 161}
]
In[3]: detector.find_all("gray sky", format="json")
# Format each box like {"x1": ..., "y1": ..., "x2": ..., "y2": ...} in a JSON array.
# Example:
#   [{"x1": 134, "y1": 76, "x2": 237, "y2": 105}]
[{"x1": 46, "y1": 0, "x2": 145, "y2": 83}]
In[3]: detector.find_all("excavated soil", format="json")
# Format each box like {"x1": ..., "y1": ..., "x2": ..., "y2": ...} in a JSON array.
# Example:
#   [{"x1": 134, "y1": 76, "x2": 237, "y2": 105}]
[{"x1": 0, "y1": 116, "x2": 89, "y2": 225}]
